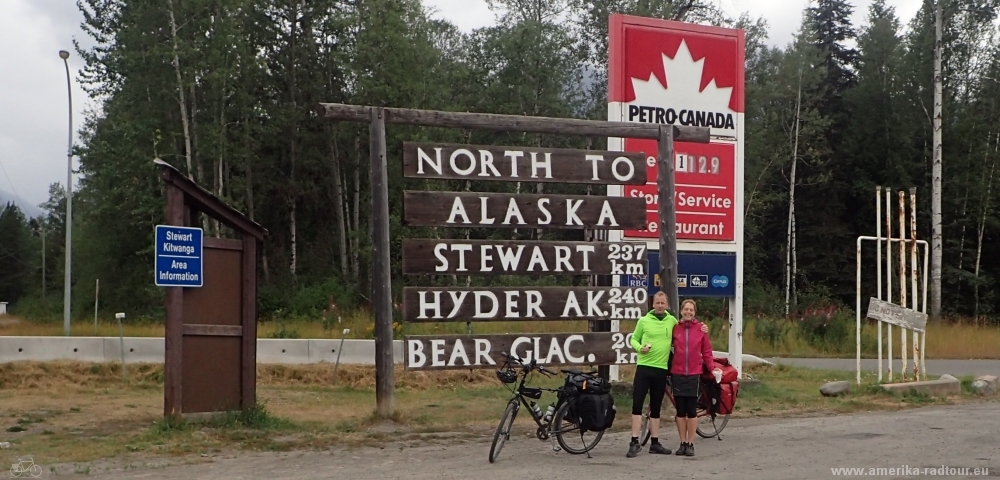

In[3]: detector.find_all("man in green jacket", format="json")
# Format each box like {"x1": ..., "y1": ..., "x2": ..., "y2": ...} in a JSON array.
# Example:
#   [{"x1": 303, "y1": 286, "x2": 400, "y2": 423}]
[{"x1": 626, "y1": 291, "x2": 708, "y2": 458}]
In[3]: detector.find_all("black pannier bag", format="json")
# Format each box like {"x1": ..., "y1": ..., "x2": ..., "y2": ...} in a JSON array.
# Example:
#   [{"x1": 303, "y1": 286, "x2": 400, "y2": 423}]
[
  {"x1": 574, "y1": 393, "x2": 616, "y2": 432},
  {"x1": 563, "y1": 373, "x2": 612, "y2": 396}
]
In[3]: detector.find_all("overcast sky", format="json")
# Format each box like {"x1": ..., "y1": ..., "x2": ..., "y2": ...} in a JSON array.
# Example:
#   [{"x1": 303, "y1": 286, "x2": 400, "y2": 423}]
[{"x1": 0, "y1": 0, "x2": 924, "y2": 213}]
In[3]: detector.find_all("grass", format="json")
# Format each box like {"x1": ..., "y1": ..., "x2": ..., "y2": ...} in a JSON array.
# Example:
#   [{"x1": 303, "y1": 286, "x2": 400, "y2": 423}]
[
  {"x1": 3, "y1": 311, "x2": 1000, "y2": 359},
  {"x1": 0, "y1": 360, "x2": 992, "y2": 473}
]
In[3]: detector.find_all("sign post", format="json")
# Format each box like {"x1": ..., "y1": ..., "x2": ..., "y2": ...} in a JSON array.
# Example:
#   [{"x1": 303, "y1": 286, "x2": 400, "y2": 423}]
[
  {"x1": 607, "y1": 15, "x2": 746, "y2": 379},
  {"x1": 318, "y1": 103, "x2": 709, "y2": 385}
]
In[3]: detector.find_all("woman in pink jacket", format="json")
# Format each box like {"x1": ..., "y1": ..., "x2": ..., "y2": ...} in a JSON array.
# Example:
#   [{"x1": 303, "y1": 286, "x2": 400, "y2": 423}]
[{"x1": 668, "y1": 299, "x2": 713, "y2": 456}]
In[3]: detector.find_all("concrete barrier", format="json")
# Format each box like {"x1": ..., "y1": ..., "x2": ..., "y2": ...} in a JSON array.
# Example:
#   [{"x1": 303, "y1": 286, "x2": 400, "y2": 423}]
[
  {"x1": 881, "y1": 375, "x2": 961, "y2": 396},
  {"x1": 0, "y1": 336, "x2": 105, "y2": 363},
  {"x1": 256, "y1": 339, "x2": 310, "y2": 364},
  {"x1": 307, "y1": 339, "x2": 404, "y2": 364},
  {"x1": 103, "y1": 337, "x2": 165, "y2": 364}
]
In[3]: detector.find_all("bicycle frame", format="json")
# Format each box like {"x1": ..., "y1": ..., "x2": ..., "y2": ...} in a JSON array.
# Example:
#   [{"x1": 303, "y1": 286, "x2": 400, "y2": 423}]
[{"x1": 499, "y1": 360, "x2": 561, "y2": 430}]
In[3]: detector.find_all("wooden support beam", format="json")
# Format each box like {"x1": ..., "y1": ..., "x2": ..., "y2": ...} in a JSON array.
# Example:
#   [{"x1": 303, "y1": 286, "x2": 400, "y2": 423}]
[
  {"x1": 163, "y1": 183, "x2": 184, "y2": 422},
  {"x1": 370, "y1": 107, "x2": 395, "y2": 417},
  {"x1": 318, "y1": 103, "x2": 711, "y2": 143},
  {"x1": 657, "y1": 124, "x2": 680, "y2": 316}
]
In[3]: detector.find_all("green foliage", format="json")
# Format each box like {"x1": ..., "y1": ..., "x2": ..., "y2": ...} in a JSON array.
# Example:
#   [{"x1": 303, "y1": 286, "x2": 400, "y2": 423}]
[
  {"x1": 795, "y1": 306, "x2": 855, "y2": 353},
  {"x1": 754, "y1": 317, "x2": 789, "y2": 348}
]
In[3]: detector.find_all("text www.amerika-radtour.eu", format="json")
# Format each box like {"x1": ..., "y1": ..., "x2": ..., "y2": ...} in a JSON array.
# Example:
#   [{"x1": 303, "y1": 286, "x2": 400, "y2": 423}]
[{"x1": 831, "y1": 466, "x2": 989, "y2": 476}]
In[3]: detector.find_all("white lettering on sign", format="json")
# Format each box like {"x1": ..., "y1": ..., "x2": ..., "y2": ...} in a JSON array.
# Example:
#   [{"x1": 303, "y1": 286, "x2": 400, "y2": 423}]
[
  {"x1": 416, "y1": 147, "x2": 444, "y2": 174},
  {"x1": 566, "y1": 200, "x2": 583, "y2": 226},
  {"x1": 443, "y1": 197, "x2": 620, "y2": 226},
  {"x1": 162, "y1": 243, "x2": 196, "y2": 255},
  {"x1": 526, "y1": 291, "x2": 543, "y2": 317},
  {"x1": 413, "y1": 288, "x2": 648, "y2": 320},
  {"x1": 407, "y1": 338, "x2": 498, "y2": 369},
  {"x1": 474, "y1": 292, "x2": 498, "y2": 318},
  {"x1": 433, "y1": 242, "x2": 592, "y2": 272},
  {"x1": 507, "y1": 335, "x2": 594, "y2": 364},
  {"x1": 586, "y1": 155, "x2": 603, "y2": 181},
  {"x1": 612, "y1": 156, "x2": 635, "y2": 182},
  {"x1": 503, "y1": 198, "x2": 525, "y2": 225},
  {"x1": 165, "y1": 231, "x2": 195, "y2": 242},
  {"x1": 627, "y1": 189, "x2": 734, "y2": 211},
  {"x1": 530, "y1": 152, "x2": 552, "y2": 179},
  {"x1": 450, "y1": 149, "x2": 476, "y2": 176},
  {"x1": 505, "y1": 151, "x2": 523, "y2": 177}
]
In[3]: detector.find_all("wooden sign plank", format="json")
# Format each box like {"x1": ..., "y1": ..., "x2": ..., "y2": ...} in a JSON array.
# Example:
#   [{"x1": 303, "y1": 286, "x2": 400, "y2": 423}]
[
  {"x1": 403, "y1": 191, "x2": 647, "y2": 229},
  {"x1": 404, "y1": 332, "x2": 642, "y2": 370},
  {"x1": 402, "y1": 286, "x2": 647, "y2": 322},
  {"x1": 866, "y1": 297, "x2": 927, "y2": 332},
  {"x1": 402, "y1": 142, "x2": 647, "y2": 185},
  {"x1": 402, "y1": 239, "x2": 647, "y2": 276}
]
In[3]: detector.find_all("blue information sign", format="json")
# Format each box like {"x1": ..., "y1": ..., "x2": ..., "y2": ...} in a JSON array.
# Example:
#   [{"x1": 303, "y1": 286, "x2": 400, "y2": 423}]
[
  {"x1": 620, "y1": 251, "x2": 736, "y2": 298},
  {"x1": 155, "y1": 225, "x2": 203, "y2": 287}
]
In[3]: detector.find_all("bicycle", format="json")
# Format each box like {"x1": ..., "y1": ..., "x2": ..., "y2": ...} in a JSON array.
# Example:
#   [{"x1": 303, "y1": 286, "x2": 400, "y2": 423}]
[
  {"x1": 637, "y1": 376, "x2": 730, "y2": 445},
  {"x1": 10, "y1": 456, "x2": 43, "y2": 478},
  {"x1": 489, "y1": 352, "x2": 607, "y2": 463}
]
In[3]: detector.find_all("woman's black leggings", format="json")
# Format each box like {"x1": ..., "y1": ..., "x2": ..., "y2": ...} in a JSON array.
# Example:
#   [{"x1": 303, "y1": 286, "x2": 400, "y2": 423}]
[
  {"x1": 675, "y1": 395, "x2": 698, "y2": 419},
  {"x1": 631, "y1": 365, "x2": 668, "y2": 418}
]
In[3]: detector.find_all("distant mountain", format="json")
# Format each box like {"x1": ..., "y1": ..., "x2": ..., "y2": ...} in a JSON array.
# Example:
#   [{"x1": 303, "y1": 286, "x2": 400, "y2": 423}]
[{"x1": 0, "y1": 189, "x2": 44, "y2": 218}]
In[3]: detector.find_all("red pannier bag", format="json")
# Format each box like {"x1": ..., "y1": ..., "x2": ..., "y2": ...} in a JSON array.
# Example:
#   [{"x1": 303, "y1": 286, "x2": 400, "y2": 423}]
[
  {"x1": 718, "y1": 380, "x2": 739, "y2": 415},
  {"x1": 701, "y1": 357, "x2": 739, "y2": 383}
]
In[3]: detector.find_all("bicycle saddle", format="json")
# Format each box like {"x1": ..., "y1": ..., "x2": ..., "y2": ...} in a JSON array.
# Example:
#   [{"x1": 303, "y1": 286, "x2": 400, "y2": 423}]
[{"x1": 560, "y1": 368, "x2": 598, "y2": 375}]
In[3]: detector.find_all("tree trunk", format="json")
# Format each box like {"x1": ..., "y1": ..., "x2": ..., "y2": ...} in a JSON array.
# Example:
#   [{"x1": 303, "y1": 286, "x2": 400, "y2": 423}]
[
  {"x1": 213, "y1": 87, "x2": 226, "y2": 238},
  {"x1": 786, "y1": 66, "x2": 803, "y2": 317},
  {"x1": 351, "y1": 133, "x2": 361, "y2": 280},
  {"x1": 244, "y1": 125, "x2": 267, "y2": 284},
  {"x1": 288, "y1": 3, "x2": 299, "y2": 280},
  {"x1": 930, "y1": 0, "x2": 943, "y2": 319},
  {"x1": 330, "y1": 131, "x2": 349, "y2": 277},
  {"x1": 167, "y1": 0, "x2": 194, "y2": 181},
  {"x1": 974, "y1": 134, "x2": 997, "y2": 319}
]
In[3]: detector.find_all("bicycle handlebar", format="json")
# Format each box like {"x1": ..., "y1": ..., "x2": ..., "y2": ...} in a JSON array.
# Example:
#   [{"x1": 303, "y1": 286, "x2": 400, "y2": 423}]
[{"x1": 500, "y1": 352, "x2": 556, "y2": 376}]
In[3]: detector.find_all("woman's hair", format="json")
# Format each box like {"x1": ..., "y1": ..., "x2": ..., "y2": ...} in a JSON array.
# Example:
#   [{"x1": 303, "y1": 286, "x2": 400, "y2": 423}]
[{"x1": 681, "y1": 298, "x2": 697, "y2": 310}]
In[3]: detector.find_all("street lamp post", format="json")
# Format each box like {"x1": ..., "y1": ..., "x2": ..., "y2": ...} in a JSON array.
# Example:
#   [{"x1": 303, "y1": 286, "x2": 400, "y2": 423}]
[{"x1": 60, "y1": 50, "x2": 73, "y2": 337}]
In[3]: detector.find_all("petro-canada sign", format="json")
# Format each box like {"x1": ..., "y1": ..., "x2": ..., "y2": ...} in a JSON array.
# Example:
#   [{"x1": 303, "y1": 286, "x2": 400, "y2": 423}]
[
  {"x1": 606, "y1": 15, "x2": 746, "y2": 378},
  {"x1": 607, "y1": 15, "x2": 744, "y2": 244}
]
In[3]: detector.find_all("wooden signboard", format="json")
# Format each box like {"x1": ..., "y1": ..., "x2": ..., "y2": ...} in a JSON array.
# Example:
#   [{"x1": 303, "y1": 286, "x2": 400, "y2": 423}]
[
  {"x1": 403, "y1": 191, "x2": 647, "y2": 229},
  {"x1": 404, "y1": 332, "x2": 642, "y2": 370},
  {"x1": 402, "y1": 286, "x2": 647, "y2": 322},
  {"x1": 402, "y1": 142, "x2": 647, "y2": 185},
  {"x1": 402, "y1": 239, "x2": 647, "y2": 276},
  {"x1": 866, "y1": 297, "x2": 927, "y2": 332}
]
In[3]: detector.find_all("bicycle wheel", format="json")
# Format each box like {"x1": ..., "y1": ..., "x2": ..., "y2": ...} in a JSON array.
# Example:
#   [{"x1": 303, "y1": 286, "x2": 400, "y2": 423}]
[
  {"x1": 696, "y1": 413, "x2": 729, "y2": 438},
  {"x1": 29, "y1": 464, "x2": 43, "y2": 476},
  {"x1": 639, "y1": 407, "x2": 651, "y2": 446},
  {"x1": 489, "y1": 400, "x2": 518, "y2": 463},
  {"x1": 552, "y1": 399, "x2": 604, "y2": 455}
]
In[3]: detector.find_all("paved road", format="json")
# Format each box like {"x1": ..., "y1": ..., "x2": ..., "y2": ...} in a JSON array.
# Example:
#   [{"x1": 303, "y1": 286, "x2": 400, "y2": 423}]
[
  {"x1": 766, "y1": 358, "x2": 1000, "y2": 379},
  {"x1": 59, "y1": 402, "x2": 998, "y2": 480}
]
